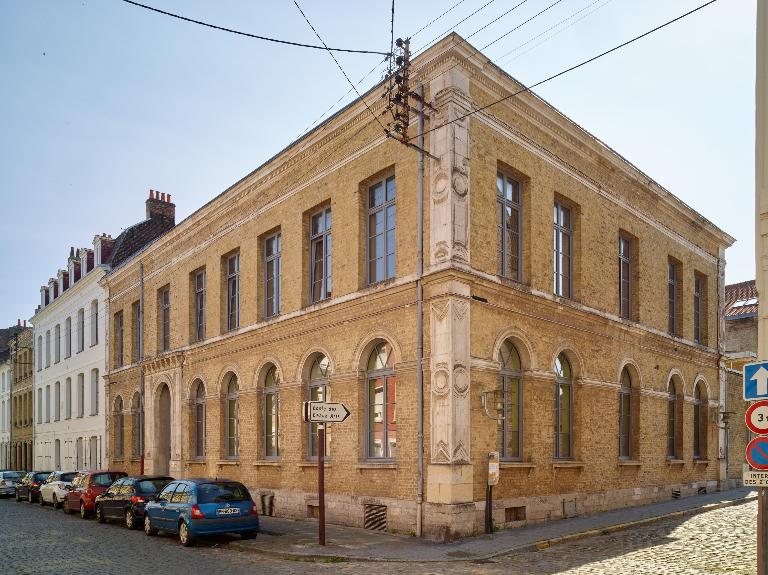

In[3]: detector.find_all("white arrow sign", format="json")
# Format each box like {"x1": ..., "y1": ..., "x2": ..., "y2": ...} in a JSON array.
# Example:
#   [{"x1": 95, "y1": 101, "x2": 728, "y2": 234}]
[
  {"x1": 753, "y1": 367, "x2": 768, "y2": 397},
  {"x1": 303, "y1": 401, "x2": 351, "y2": 423}
]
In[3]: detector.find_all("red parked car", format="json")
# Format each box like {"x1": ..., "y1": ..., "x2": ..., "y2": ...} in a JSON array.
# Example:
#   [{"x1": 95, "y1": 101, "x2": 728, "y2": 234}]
[{"x1": 63, "y1": 471, "x2": 126, "y2": 519}]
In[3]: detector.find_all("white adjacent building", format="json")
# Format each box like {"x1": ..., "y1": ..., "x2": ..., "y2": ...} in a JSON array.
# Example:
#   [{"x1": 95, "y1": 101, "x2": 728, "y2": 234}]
[
  {"x1": 1, "y1": 355, "x2": 10, "y2": 469},
  {"x1": 32, "y1": 238, "x2": 111, "y2": 471}
]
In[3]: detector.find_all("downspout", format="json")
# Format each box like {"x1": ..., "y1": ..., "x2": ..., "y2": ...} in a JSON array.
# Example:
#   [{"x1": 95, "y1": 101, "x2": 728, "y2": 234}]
[
  {"x1": 416, "y1": 82, "x2": 425, "y2": 538},
  {"x1": 139, "y1": 262, "x2": 145, "y2": 475}
]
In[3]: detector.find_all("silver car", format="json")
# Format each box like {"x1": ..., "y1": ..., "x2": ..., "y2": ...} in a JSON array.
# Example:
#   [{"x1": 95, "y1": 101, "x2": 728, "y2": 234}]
[
  {"x1": 39, "y1": 471, "x2": 78, "y2": 509},
  {"x1": 0, "y1": 471, "x2": 24, "y2": 497}
]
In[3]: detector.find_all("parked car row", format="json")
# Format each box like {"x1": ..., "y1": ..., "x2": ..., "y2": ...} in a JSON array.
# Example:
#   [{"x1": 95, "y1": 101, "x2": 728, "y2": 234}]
[{"x1": 1, "y1": 469, "x2": 259, "y2": 546}]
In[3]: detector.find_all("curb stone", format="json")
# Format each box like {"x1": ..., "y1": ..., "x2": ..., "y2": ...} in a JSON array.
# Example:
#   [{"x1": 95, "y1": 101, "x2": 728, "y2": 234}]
[{"x1": 228, "y1": 494, "x2": 758, "y2": 563}]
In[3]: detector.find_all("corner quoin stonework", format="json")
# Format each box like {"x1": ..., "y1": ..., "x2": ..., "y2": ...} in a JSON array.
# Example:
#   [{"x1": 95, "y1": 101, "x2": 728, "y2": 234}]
[{"x1": 103, "y1": 33, "x2": 734, "y2": 541}]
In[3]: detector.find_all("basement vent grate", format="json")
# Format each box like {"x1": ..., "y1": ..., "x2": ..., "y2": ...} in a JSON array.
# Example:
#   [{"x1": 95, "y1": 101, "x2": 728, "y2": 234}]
[
  {"x1": 672, "y1": 489, "x2": 681, "y2": 499},
  {"x1": 505, "y1": 506, "x2": 526, "y2": 522},
  {"x1": 363, "y1": 504, "x2": 387, "y2": 531},
  {"x1": 697, "y1": 486, "x2": 707, "y2": 495}
]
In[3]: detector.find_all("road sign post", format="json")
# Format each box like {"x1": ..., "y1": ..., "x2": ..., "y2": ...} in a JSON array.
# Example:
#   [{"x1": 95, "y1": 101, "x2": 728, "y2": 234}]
[
  {"x1": 302, "y1": 400, "x2": 350, "y2": 546},
  {"x1": 486, "y1": 452, "x2": 499, "y2": 534},
  {"x1": 318, "y1": 423, "x2": 325, "y2": 547}
]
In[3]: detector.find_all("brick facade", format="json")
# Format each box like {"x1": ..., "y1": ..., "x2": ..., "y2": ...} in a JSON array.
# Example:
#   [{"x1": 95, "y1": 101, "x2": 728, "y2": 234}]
[{"x1": 104, "y1": 34, "x2": 734, "y2": 539}]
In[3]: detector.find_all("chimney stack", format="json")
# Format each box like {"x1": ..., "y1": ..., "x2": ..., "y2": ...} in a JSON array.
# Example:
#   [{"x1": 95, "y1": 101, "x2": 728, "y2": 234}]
[
  {"x1": 23, "y1": 320, "x2": 27, "y2": 328},
  {"x1": 17, "y1": 319, "x2": 20, "y2": 327},
  {"x1": 146, "y1": 189, "x2": 176, "y2": 223}
]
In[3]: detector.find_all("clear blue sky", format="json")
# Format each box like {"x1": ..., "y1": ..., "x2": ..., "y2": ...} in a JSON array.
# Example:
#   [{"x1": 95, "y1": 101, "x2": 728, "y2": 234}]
[{"x1": 0, "y1": 0, "x2": 755, "y2": 327}]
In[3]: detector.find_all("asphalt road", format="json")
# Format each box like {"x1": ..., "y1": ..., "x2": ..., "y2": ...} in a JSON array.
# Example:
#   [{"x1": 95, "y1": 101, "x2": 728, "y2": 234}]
[{"x1": 0, "y1": 495, "x2": 756, "y2": 574}]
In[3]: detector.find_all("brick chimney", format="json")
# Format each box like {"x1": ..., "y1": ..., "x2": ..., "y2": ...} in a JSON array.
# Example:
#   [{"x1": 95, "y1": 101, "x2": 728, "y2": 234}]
[
  {"x1": 48, "y1": 277, "x2": 58, "y2": 300},
  {"x1": 146, "y1": 189, "x2": 176, "y2": 222}
]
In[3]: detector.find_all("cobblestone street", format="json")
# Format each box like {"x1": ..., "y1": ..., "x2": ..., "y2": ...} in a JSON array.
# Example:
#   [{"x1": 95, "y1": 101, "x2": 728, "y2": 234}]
[{"x1": 0, "y1": 497, "x2": 756, "y2": 575}]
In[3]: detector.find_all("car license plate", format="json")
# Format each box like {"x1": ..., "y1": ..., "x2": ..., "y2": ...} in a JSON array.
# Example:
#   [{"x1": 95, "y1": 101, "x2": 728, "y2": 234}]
[{"x1": 217, "y1": 508, "x2": 239, "y2": 515}]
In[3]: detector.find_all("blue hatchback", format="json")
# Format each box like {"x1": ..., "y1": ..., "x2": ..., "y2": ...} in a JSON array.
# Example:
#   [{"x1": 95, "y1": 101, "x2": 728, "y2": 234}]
[{"x1": 143, "y1": 478, "x2": 259, "y2": 546}]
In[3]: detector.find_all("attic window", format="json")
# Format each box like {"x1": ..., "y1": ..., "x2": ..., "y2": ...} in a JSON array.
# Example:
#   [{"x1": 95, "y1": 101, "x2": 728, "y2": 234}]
[{"x1": 732, "y1": 297, "x2": 757, "y2": 308}]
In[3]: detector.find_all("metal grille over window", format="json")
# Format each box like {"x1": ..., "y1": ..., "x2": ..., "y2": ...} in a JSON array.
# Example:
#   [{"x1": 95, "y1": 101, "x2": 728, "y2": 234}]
[
  {"x1": 363, "y1": 504, "x2": 387, "y2": 531},
  {"x1": 366, "y1": 342, "x2": 396, "y2": 459},
  {"x1": 310, "y1": 208, "x2": 332, "y2": 303},
  {"x1": 499, "y1": 339, "x2": 522, "y2": 460},
  {"x1": 265, "y1": 234, "x2": 281, "y2": 318},
  {"x1": 554, "y1": 354, "x2": 572, "y2": 459},
  {"x1": 497, "y1": 172, "x2": 521, "y2": 281},
  {"x1": 308, "y1": 355, "x2": 330, "y2": 458},
  {"x1": 553, "y1": 202, "x2": 572, "y2": 297},
  {"x1": 367, "y1": 177, "x2": 396, "y2": 284}
]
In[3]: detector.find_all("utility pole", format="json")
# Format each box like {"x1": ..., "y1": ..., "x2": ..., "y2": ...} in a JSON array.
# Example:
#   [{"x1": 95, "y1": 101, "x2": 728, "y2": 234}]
[
  {"x1": 756, "y1": 1, "x2": 768, "y2": 573},
  {"x1": 386, "y1": 37, "x2": 432, "y2": 537}
]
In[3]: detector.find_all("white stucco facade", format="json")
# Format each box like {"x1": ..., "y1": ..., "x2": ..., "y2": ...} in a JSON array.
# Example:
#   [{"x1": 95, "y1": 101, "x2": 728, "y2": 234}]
[
  {"x1": 0, "y1": 359, "x2": 11, "y2": 469},
  {"x1": 32, "y1": 246, "x2": 107, "y2": 472}
]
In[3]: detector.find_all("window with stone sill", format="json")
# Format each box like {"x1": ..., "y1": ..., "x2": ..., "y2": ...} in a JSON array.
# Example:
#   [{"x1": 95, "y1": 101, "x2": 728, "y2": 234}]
[
  {"x1": 498, "y1": 339, "x2": 522, "y2": 461},
  {"x1": 554, "y1": 354, "x2": 573, "y2": 459},
  {"x1": 263, "y1": 365, "x2": 280, "y2": 459},
  {"x1": 366, "y1": 342, "x2": 396, "y2": 460}
]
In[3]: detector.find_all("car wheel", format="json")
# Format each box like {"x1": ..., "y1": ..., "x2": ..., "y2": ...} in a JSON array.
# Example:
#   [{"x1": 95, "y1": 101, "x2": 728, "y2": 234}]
[
  {"x1": 179, "y1": 521, "x2": 195, "y2": 547},
  {"x1": 241, "y1": 531, "x2": 257, "y2": 540},
  {"x1": 15, "y1": 490, "x2": 20, "y2": 503},
  {"x1": 144, "y1": 515, "x2": 157, "y2": 536},
  {"x1": 80, "y1": 501, "x2": 89, "y2": 519},
  {"x1": 95, "y1": 505, "x2": 105, "y2": 523},
  {"x1": 39, "y1": 493, "x2": 45, "y2": 506},
  {"x1": 52, "y1": 495, "x2": 59, "y2": 510},
  {"x1": 125, "y1": 509, "x2": 136, "y2": 530},
  {"x1": 63, "y1": 498, "x2": 71, "y2": 514}
]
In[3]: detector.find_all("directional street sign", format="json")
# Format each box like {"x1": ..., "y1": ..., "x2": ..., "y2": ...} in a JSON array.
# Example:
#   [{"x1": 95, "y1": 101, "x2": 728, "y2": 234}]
[
  {"x1": 747, "y1": 401, "x2": 768, "y2": 435},
  {"x1": 746, "y1": 437, "x2": 768, "y2": 471},
  {"x1": 302, "y1": 401, "x2": 351, "y2": 423},
  {"x1": 744, "y1": 361, "x2": 768, "y2": 401}
]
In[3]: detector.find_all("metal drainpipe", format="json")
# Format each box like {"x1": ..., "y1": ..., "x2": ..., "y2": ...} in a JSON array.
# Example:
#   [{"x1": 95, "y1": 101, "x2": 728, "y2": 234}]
[
  {"x1": 139, "y1": 262, "x2": 145, "y2": 475},
  {"x1": 416, "y1": 82, "x2": 425, "y2": 538}
]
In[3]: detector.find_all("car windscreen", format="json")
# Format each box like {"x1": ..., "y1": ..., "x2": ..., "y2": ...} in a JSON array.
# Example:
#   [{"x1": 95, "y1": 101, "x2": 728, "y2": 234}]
[
  {"x1": 196, "y1": 482, "x2": 251, "y2": 503},
  {"x1": 34, "y1": 473, "x2": 51, "y2": 482},
  {"x1": 60, "y1": 472, "x2": 77, "y2": 482},
  {"x1": 1, "y1": 472, "x2": 22, "y2": 480},
  {"x1": 92, "y1": 474, "x2": 117, "y2": 487},
  {"x1": 137, "y1": 479, "x2": 172, "y2": 493}
]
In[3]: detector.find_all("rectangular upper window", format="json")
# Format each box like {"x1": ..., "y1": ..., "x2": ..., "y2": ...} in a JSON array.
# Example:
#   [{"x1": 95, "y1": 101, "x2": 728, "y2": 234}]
[
  {"x1": 667, "y1": 258, "x2": 682, "y2": 336},
  {"x1": 193, "y1": 270, "x2": 206, "y2": 342},
  {"x1": 694, "y1": 273, "x2": 707, "y2": 345},
  {"x1": 497, "y1": 172, "x2": 521, "y2": 281},
  {"x1": 619, "y1": 235, "x2": 632, "y2": 320},
  {"x1": 132, "y1": 301, "x2": 141, "y2": 361},
  {"x1": 367, "y1": 176, "x2": 396, "y2": 284},
  {"x1": 226, "y1": 254, "x2": 240, "y2": 331},
  {"x1": 310, "y1": 208, "x2": 332, "y2": 303},
  {"x1": 265, "y1": 234, "x2": 281, "y2": 318},
  {"x1": 553, "y1": 201, "x2": 573, "y2": 298},
  {"x1": 114, "y1": 311, "x2": 124, "y2": 368},
  {"x1": 160, "y1": 287, "x2": 171, "y2": 352}
]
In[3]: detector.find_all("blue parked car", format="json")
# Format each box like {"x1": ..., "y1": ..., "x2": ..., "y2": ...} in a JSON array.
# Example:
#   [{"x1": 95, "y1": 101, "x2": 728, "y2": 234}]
[{"x1": 143, "y1": 478, "x2": 259, "y2": 546}]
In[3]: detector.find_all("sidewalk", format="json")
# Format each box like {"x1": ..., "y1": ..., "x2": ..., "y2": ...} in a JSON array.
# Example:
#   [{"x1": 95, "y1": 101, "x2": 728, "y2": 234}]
[{"x1": 229, "y1": 487, "x2": 757, "y2": 562}]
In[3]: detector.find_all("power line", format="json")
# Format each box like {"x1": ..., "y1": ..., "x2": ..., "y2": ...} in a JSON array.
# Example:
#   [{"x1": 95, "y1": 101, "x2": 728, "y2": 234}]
[
  {"x1": 120, "y1": 0, "x2": 390, "y2": 56},
  {"x1": 291, "y1": 0, "x2": 389, "y2": 134},
  {"x1": 465, "y1": 0, "x2": 533, "y2": 41},
  {"x1": 479, "y1": 0, "x2": 566, "y2": 51},
  {"x1": 495, "y1": 0, "x2": 615, "y2": 65},
  {"x1": 408, "y1": 0, "x2": 720, "y2": 142},
  {"x1": 415, "y1": 0, "x2": 499, "y2": 53},
  {"x1": 411, "y1": 0, "x2": 469, "y2": 38}
]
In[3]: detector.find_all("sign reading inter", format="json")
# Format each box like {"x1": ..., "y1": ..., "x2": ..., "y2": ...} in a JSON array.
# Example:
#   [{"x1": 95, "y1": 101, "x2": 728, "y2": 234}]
[{"x1": 302, "y1": 401, "x2": 351, "y2": 423}]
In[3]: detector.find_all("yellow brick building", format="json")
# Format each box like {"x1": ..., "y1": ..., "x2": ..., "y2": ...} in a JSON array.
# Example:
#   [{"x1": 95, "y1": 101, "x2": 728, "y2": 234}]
[{"x1": 104, "y1": 34, "x2": 734, "y2": 539}]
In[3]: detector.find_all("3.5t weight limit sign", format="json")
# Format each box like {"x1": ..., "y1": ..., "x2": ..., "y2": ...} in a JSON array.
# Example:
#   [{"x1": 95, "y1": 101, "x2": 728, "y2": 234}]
[{"x1": 747, "y1": 401, "x2": 768, "y2": 435}]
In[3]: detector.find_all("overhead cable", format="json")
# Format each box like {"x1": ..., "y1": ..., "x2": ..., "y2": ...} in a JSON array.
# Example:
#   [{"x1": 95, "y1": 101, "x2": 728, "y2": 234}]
[{"x1": 120, "y1": 0, "x2": 390, "y2": 55}]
